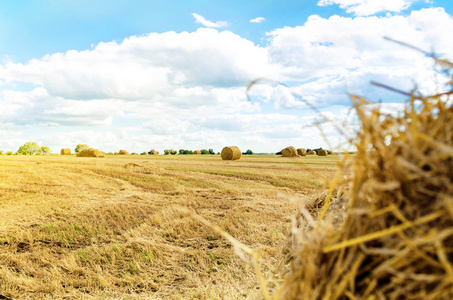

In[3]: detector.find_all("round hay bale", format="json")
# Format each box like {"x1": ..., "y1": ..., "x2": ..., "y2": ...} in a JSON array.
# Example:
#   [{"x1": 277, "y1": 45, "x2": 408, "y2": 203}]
[
  {"x1": 221, "y1": 146, "x2": 241, "y2": 161},
  {"x1": 150, "y1": 150, "x2": 158, "y2": 155},
  {"x1": 193, "y1": 150, "x2": 201, "y2": 154},
  {"x1": 60, "y1": 148, "x2": 71, "y2": 155},
  {"x1": 307, "y1": 150, "x2": 316, "y2": 155},
  {"x1": 76, "y1": 148, "x2": 105, "y2": 158},
  {"x1": 282, "y1": 146, "x2": 298, "y2": 157},
  {"x1": 118, "y1": 149, "x2": 129, "y2": 155},
  {"x1": 297, "y1": 148, "x2": 307, "y2": 156},
  {"x1": 318, "y1": 149, "x2": 328, "y2": 156}
]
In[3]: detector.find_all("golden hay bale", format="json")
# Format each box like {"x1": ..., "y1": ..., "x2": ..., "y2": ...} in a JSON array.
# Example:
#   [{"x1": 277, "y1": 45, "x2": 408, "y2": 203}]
[
  {"x1": 118, "y1": 149, "x2": 129, "y2": 155},
  {"x1": 150, "y1": 150, "x2": 158, "y2": 155},
  {"x1": 271, "y1": 59, "x2": 453, "y2": 299},
  {"x1": 307, "y1": 150, "x2": 316, "y2": 155},
  {"x1": 193, "y1": 150, "x2": 201, "y2": 154},
  {"x1": 60, "y1": 148, "x2": 71, "y2": 155},
  {"x1": 282, "y1": 146, "x2": 299, "y2": 157},
  {"x1": 76, "y1": 148, "x2": 105, "y2": 158},
  {"x1": 297, "y1": 148, "x2": 306, "y2": 156},
  {"x1": 221, "y1": 146, "x2": 241, "y2": 160},
  {"x1": 317, "y1": 149, "x2": 328, "y2": 156}
]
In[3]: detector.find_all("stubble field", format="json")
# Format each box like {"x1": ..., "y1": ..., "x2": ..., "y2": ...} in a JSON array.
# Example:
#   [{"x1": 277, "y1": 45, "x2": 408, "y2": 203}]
[{"x1": 0, "y1": 154, "x2": 340, "y2": 299}]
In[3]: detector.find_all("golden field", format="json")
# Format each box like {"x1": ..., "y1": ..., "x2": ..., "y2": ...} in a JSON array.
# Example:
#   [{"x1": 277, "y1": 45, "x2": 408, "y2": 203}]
[{"x1": 0, "y1": 154, "x2": 340, "y2": 299}]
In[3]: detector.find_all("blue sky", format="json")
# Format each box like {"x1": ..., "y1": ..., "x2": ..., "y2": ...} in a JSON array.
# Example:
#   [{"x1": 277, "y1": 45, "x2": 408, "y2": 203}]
[{"x1": 1, "y1": 0, "x2": 452, "y2": 154}]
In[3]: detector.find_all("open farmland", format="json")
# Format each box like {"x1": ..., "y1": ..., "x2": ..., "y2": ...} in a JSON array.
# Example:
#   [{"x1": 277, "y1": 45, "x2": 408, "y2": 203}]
[{"x1": 0, "y1": 154, "x2": 340, "y2": 299}]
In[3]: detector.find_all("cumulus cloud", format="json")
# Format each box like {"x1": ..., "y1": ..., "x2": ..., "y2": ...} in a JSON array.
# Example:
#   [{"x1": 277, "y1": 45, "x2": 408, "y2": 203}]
[
  {"x1": 192, "y1": 13, "x2": 228, "y2": 28},
  {"x1": 1, "y1": 7, "x2": 452, "y2": 153},
  {"x1": 317, "y1": 0, "x2": 418, "y2": 16},
  {"x1": 250, "y1": 17, "x2": 266, "y2": 23}
]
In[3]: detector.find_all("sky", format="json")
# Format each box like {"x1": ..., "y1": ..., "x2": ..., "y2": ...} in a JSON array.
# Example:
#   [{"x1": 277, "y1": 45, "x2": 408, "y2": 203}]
[{"x1": 1, "y1": 0, "x2": 453, "y2": 154}]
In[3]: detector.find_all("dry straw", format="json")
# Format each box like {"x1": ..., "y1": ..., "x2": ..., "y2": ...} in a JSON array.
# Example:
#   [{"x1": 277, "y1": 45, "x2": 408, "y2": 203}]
[
  {"x1": 317, "y1": 149, "x2": 328, "y2": 156},
  {"x1": 269, "y1": 57, "x2": 453, "y2": 299},
  {"x1": 118, "y1": 149, "x2": 129, "y2": 155},
  {"x1": 193, "y1": 150, "x2": 201, "y2": 154},
  {"x1": 221, "y1": 146, "x2": 241, "y2": 160},
  {"x1": 76, "y1": 148, "x2": 105, "y2": 158},
  {"x1": 282, "y1": 146, "x2": 299, "y2": 157},
  {"x1": 297, "y1": 148, "x2": 307, "y2": 156},
  {"x1": 60, "y1": 148, "x2": 71, "y2": 155},
  {"x1": 307, "y1": 150, "x2": 316, "y2": 155}
]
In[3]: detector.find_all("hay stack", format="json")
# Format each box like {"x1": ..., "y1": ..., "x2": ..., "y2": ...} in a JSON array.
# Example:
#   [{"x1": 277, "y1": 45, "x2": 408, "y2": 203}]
[
  {"x1": 317, "y1": 149, "x2": 328, "y2": 156},
  {"x1": 150, "y1": 150, "x2": 158, "y2": 155},
  {"x1": 76, "y1": 148, "x2": 105, "y2": 158},
  {"x1": 281, "y1": 146, "x2": 298, "y2": 157},
  {"x1": 118, "y1": 149, "x2": 129, "y2": 155},
  {"x1": 221, "y1": 146, "x2": 241, "y2": 160},
  {"x1": 307, "y1": 150, "x2": 316, "y2": 155},
  {"x1": 297, "y1": 148, "x2": 306, "y2": 156},
  {"x1": 271, "y1": 61, "x2": 453, "y2": 299},
  {"x1": 193, "y1": 150, "x2": 201, "y2": 154},
  {"x1": 60, "y1": 148, "x2": 71, "y2": 155}
]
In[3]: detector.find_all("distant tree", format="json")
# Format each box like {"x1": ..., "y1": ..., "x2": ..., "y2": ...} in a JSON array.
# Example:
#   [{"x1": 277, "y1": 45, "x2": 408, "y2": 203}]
[
  {"x1": 200, "y1": 149, "x2": 209, "y2": 155},
  {"x1": 75, "y1": 144, "x2": 89, "y2": 153},
  {"x1": 276, "y1": 151, "x2": 282, "y2": 155},
  {"x1": 41, "y1": 146, "x2": 51, "y2": 155},
  {"x1": 107, "y1": 152, "x2": 114, "y2": 155},
  {"x1": 0, "y1": 150, "x2": 4, "y2": 155},
  {"x1": 170, "y1": 149, "x2": 177, "y2": 155},
  {"x1": 148, "y1": 149, "x2": 159, "y2": 155},
  {"x1": 208, "y1": 148, "x2": 215, "y2": 155},
  {"x1": 179, "y1": 149, "x2": 185, "y2": 155},
  {"x1": 131, "y1": 152, "x2": 138, "y2": 155},
  {"x1": 164, "y1": 149, "x2": 170, "y2": 155},
  {"x1": 243, "y1": 149, "x2": 253, "y2": 155},
  {"x1": 6, "y1": 151, "x2": 13, "y2": 155},
  {"x1": 140, "y1": 152, "x2": 147, "y2": 155},
  {"x1": 17, "y1": 142, "x2": 42, "y2": 155}
]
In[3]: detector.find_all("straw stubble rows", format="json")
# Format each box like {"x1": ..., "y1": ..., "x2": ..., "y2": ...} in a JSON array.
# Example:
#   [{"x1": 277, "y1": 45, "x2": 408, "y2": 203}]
[{"x1": 0, "y1": 154, "x2": 338, "y2": 299}]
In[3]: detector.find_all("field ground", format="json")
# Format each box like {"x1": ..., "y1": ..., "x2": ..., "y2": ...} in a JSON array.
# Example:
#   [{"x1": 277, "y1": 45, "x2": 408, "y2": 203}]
[{"x1": 0, "y1": 154, "x2": 340, "y2": 299}]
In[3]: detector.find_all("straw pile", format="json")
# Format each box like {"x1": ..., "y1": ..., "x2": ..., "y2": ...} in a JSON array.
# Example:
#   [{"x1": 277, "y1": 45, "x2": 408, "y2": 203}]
[
  {"x1": 60, "y1": 148, "x2": 71, "y2": 155},
  {"x1": 318, "y1": 149, "x2": 328, "y2": 156},
  {"x1": 193, "y1": 150, "x2": 201, "y2": 154},
  {"x1": 76, "y1": 148, "x2": 105, "y2": 158},
  {"x1": 271, "y1": 66, "x2": 453, "y2": 299},
  {"x1": 221, "y1": 146, "x2": 241, "y2": 160},
  {"x1": 282, "y1": 146, "x2": 299, "y2": 157},
  {"x1": 149, "y1": 150, "x2": 158, "y2": 155},
  {"x1": 118, "y1": 149, "x2": 129, "y2": 155},
  {"x1": 307, "y1": 150, "x2": 316, "y2": 155},
  {"x1": 297, "y1": 148, "x2": 306, "y2": 156}
]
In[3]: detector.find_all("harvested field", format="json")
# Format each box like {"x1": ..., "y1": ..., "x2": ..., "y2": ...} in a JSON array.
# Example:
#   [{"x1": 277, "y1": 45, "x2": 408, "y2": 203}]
[{"x1": 0, "y1": 154, "x2": 339, "y2": 299}]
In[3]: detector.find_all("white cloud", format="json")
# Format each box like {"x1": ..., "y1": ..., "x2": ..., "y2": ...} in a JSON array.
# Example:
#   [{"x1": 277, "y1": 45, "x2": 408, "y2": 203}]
[
  {"x1": 1, "y1": 8, "x2": 452, "y2": 153},
  {"x1": 250, "y1": 17, "x2": 266, "y2": 23},
  {"x1": 192, "y1": 13, "x2": 228, "y2": 28},
  {"x1": 317, "y1": 0, "x2": 418, "y2": 16}
]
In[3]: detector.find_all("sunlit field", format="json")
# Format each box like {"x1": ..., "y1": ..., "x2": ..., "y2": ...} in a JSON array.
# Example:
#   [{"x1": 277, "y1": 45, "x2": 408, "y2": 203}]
[{"x1": 0, "y1": 154, "x2": 340, "y2": 299}]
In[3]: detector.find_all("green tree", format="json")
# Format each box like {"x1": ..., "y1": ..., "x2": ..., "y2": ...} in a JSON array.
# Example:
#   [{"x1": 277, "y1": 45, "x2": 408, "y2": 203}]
[
  {"x1": 17, "y1": 142, "x2": 42, "y2": 155},
  {"x1": 75, "y1": 144, "x2": 89, "y2": 153},
  {"x1": 200, "y1": 149, "x2": 209, "y2": 155},
  {"x1": 41, "y1": 146, "x2": 51, "y2": 155},
  {"x1": 244, "y1": 149, "x2": 253, "y2": 155},
  {"x1": 209, "y1": 148, "x2": 215, "y2": 155},
  {"x1": 179, "y1": 149, "x2": 185, "y2": 155},
  {"x1": 164, "y1": 149, "x2": 170, "y2": 155}
]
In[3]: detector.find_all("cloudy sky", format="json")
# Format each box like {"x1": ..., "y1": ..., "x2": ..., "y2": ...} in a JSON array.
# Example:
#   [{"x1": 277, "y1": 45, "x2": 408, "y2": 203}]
[{"x1": 1, "y1": 0, "x2": 452, "y2": 154}]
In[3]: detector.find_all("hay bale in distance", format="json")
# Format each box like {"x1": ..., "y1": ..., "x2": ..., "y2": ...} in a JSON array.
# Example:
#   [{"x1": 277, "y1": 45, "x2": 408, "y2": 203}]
[
  {"x1": 60, "y1": 148, "x2": 71, "y2": 155},
  {"x1": 221, "y1": 146, "x2": 241, "y2": 161},
  {"x1": 282, "y1": 146, "x2": 298, "y2": 157},
  {"x1": 76, "y1": 148, "x2": 105, "y2": 158},
  {"x1": 193, "y1": 150, "x2": 201, "y2": 154},
  {"x1": 149, "y1": 150, "x2": 158, "y2": 155},
  {"x1": 307, "y1": 150, "x2": 316, "y2": 155},
  {"x1": 318, "y1": 149, "x2": 328, "y2": 156},
  {"x1": 119, "y1": 149, "x2": 129, "y2": 155},
  {"x1": 297, "y1": 148, "x2": 307, "y2": 156}
]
